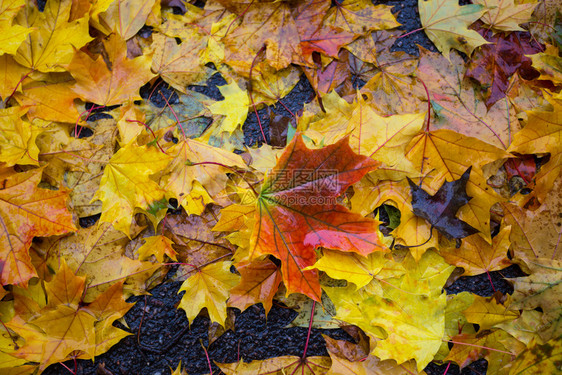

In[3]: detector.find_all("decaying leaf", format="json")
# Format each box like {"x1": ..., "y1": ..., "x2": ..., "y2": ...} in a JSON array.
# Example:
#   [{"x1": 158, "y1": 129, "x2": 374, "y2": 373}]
[{"x1": 408, "y1": 166, "x2": 478, "y2": 240}]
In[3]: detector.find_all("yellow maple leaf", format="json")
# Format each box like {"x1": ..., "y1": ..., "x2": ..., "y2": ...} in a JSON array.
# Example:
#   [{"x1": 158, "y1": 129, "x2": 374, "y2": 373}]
[
  {"x1": 177, "y1": 260, "x2": 239, "y2": 326},
  {"x1": 208, "y1": 81, "x2": 250, "y2": 135},
  {"x1": 419, "y1": 0, "x2": 488, "y2": 59},
  {"x1": 14, "y1": 0, "x2": 91, "y2": 72},
  {"x1": 474, "y1": 0, "x2": 538, "y2": 32},
  {"x1": 305, "y1": 249, "x2": 397, "y2": 290},
  {"x1": 137, "y1": 235, "x2": 177, "y2": 262},
  {"x1": 93, "y1": 142, "x2": 172, "y2": 236},
  {"x1": 98, "y1": 0, "x2": 157, "y2": 40},
  {"x1": 0, "y1": 106, "x2": 41, "y2": 166},
  {"x1": 463, "y1": 294, "x2": 519, "y2": 330}
]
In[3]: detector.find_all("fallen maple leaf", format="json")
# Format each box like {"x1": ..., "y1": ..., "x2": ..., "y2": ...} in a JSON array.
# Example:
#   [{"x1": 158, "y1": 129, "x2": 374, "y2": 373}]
[
  {"x1": 151, "y1": 32, "x2": 210, "y2": 93},
  {"x1": 407, "y1": 166, "x2": 479, "y2": 241},
  {"x1": 0, "y1": 168, "x2": 76, "y2": 286},
  {"x1": 445, "y1": 329, "x2": 523, "y2": 373},
  {"x1": 418, "y1": 0, "x2": 488, "y2": 59},
  {"x1": 93, "y1": 142, "x2": 172, "y2": 236},
  {"x1": 511, "y1": 258, "x2": 562, "y2": 341},
  {"x1": 405, "y1": 128, "x2": 508, "y2": 241},
  {"x1": 325, "y1": 250, "x2": 454, "y2": 371},
  {"x1": 416, "y1": 48, "x2": 521, "y2": 148},
  {"x1": 32, "y1": 220, "x2": 156, "y2": 302},
  {"x1": 227, "y1": 258, "x2": 282, "y2": 314},
  {"x1": 0, "y1": 0, "x2": 31, "y2": 56},
  {"x1": 218, "y1": 356, "x2": 332, "y2": 375},
  {"x1": 14, "y1": 0, "x2": 91, "y2": 72},
  {"x1": 137, "y1": 235, "x2": 177, "y2": 263},
  {"x1": 177, "y1": 260, "x2": 239, "y2": 326},
  {"x1": 69, "y1": 33, "x2": 155, "y2": 106},
  {"x1": 465, "y1": 25, "x2": 541, "y2": 109},
  {"x1": 249, "y1": 134, "x2": 384, "y2": 301},
  {"x1": 507, "y1": 336, "x2": 562, "y2": 374},
  {"x1": 208, "y1": 81, "x2": 250, "y2": 134},
  {"x1": 0, "y1": 106, "x2": 41, "y2": 166},
  {"x1": 473, "y1": 0, "x2": 538, "y2": 33},
  {"x1": 440, "y1": 226, "x2": 512, "y2": 275},
  {"x1": 4, "y1": 260, "x2": 133, "y2": 371},
  {"x1": 463, "y1": 294, "x2": 519, "y2": 330},
  {"x1": 98, "y1": 0, "x2": 157, "y2": 40}
]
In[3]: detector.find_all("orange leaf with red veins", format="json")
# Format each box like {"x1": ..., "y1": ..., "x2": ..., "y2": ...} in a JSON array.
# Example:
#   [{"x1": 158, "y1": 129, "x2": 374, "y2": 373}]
[
  {"x1": 0, "y1": 169, "x2": 75, "y2": 286},
  {"x1": 250, "y1": 134, "x2": 384, "y2": 301},
  {"x1": 221, "y1": 0, "x2": 303, "y2": 70},
  {"x1": 228, "y1": 258, "x2": 282, "y2": 314},
  {"x1": 6, "y1": 260, "x2": 133, "y2": 370},
  {"x1": 440, "y1": 226, "x2": 512, "y2": 276},
  {"x1": 69, "y1": 33, "x2": 154, "y2": 106}
]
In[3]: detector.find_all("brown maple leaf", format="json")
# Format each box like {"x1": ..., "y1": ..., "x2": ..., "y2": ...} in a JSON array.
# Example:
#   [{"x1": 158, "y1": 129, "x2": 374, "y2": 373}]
[{"x1": 466, "y1": 23, "x2": 541, "y2": 109}]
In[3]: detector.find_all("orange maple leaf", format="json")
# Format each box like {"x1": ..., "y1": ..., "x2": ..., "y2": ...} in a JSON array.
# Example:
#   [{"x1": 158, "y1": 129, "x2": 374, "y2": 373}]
[
  {"x1": 0, "y1": 169, "x2": 75, "y2": 286},
  {"x1": 249, "y1": 134, "x2": 385, "y2": 301}
]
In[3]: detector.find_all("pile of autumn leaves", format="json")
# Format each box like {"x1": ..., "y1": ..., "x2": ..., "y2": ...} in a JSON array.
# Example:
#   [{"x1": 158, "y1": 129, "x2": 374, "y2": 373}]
[{"x1": 0, "y1": 0, "x2": 561, "y2": 373}]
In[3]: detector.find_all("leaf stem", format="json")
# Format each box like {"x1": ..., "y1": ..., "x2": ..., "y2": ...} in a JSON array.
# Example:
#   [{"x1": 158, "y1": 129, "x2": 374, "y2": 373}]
[
  {"x1": 74, "y1": 105, "x2": 105, "y2": 138},
  {"x1": 125, "y1": 119, "x2": 167, "y2": 154},
  {"x1": 4, "y1": 69, "x2": 34, "y2": 105},
  {"x1": 224, "y1": 0, "x2": 255, "y2": 37},
  {"x1": 200, "y1": 339, "x2": 214, "y2": 375},
  {"x1": 159, "y1": 92, "x2": 187, "y2": 140},
  {"x1": 249, "y1": 46, "x2": 268, "y2": 144},
  {"x1": 393, "y1": 226, "x2": 434, "y2": 250},
  {"x1": 137, "y1": 295, "x2": 148, "y2": 346},
  {"x1": 398, "y1": 27, "x2": 425, "y2": 39},
  {"x1": 58, "y1": 361, "x2": 76, "y2": 374},
  {"x1": 417, "y1": 77, "x2": 432, "y2": 132},
  {"x1": 446, "y1": 340, "x2": 515, "y2": 355},
  {"x1": 301, "y1": 300, "x2": 316, "y2": 360},
  {"x1": 485, "y1": 270, "x2": 496, "y2": 292}
]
